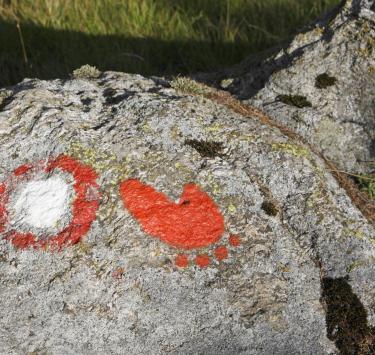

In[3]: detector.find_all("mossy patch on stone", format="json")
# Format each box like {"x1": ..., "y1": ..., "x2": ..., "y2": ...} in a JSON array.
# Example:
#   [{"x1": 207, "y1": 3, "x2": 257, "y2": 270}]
[
  {"x1": 72, "y1": 65, "x2": 101, "y2": 79},
  {"x1": 277, "y1": 94, "x2": 312, "y2": 108},
  {"x1": 185, "y1": 139, "x2": 224, "y2": 158},
  {"x1": 261, "y1": 201, "x2": 279, "y2": 216},
  {"x1": 170, "y1": 77, "x2": 207, "y2": 95},
  {"x1": 0, "y1": 90, "x2": 13, "y2": 111},
  {"x1": 220, "y1": 78, "x2": 234, "y2": 89},
  {"x1": 321, "y1": 277, "x2": 375, "y2": 354},
  {"x1": 315, "y1": 73, "x2": 337, "y2": 89}
]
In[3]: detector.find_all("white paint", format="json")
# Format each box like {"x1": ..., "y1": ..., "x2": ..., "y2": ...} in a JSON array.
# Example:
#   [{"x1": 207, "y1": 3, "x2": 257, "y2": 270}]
[{"x1": 10, "y1": 176, "x2": 71, "y2": 229}]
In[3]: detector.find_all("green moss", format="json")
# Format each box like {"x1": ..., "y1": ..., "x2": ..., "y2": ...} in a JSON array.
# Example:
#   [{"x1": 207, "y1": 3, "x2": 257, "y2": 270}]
[
  {"x1": 315, "y1": 73, "x2": 337, "y2": 89},
  {"x1": 72, "y1": 65, "x2": 101, "y2": 79},
  {"x1": 354, "y1": 174, "x2": 375, "y2": 199},
  {"x1": 277, "y1": 94, "x2": 312, "y2": 108},
  {"x1": 185, "y1": 139, "x2": 224, "y2": 158},
  {"x1": 321, "y1": 277, "x2": 375, "y2": 354},
  {"x1": 170, "y1": 77, "x2": 207, "y2": 95}
]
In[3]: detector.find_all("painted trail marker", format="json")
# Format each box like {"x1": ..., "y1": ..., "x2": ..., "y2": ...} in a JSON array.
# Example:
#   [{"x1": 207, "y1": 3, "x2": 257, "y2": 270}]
[
  {"x1": 0, "y1": 155, "x2": 100, "y2": 250},
  {"x1": 1, "y1": 73, "x2": 374, "y2": 354},
  {"x1": 120, "y1": 179, "x2": 240, "y2": 268},
  {"x1": 0, "y1": 155, "x2": 240, "y2": 268}
]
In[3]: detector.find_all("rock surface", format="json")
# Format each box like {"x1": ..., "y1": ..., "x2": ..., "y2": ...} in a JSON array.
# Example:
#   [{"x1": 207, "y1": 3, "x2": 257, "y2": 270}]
[
  {"x1": 0, "y1": 72, "x2": 374, "y2": 354},
  {"x1": 218, "y1": 0, "x2": 375, "y2": 174}
]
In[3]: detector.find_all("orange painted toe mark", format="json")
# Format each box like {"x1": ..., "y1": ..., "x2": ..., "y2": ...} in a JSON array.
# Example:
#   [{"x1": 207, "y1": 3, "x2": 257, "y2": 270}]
[
  {"x1": 229, "y1": 234, "x2": 241, "y2": 247},
  {"x1": 175, "y1": 254, "x2": 189, "y2": 268},
  {"x1": 214, "y1": 246, "x2": 228, "y2": 260},
  {"x1": 195, "y1": 254, "x2": 210, "y2": 268},
  {"x1": 13, "y1": 164, "x2": 31, "y2": 176},
  {"x1": 119, "y1": 179, "x2": 224, "y2": 249}
]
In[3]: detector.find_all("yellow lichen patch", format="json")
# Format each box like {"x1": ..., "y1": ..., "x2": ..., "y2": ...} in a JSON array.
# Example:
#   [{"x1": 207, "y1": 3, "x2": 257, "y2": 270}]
[
  {"x1": 276, "y1": 262, "x2": 291, "y2": 273},
  {"x1": 206, "y1": 122, "x2": 223, "y2": 133},
  {"x1": 356, "y1": 21, "x2": 374, "y2": 58},
  {"x1": 306, "y1": 184, "x2": 331, "y2": 208},
  {"x1": 227, "y1": 203, "x2": 237, "y2": 214},
  {"x1": 227, "y1": 130, "x2": 255, "y2": 142},
  {"x1": 68, "y1": 141, "x2": 132, "y2": 180},
  {"x1": 141, "y1": 123, "x2": 152, "y2": 133},
  {"x1": 346, "y1": 260, "x2": 367, "y2": 273},
  {"x1": 68, "y1": 141, "x2": 133, "y2": 225},
  {"x1": 170, "y1": 126, "x2": 180, "y2": 140},
  {"x1": 196, "y1": 117, "x2": 204, "y2": 124},
  {"x1": 206, "y1": 173, "x2": 222, "y2": 196},
  {"x1": 174, "y1": 162, "x2": 192, "y2": 174},
  {"x1": 271, "y1": 142, "x2": 310, "y2": 159},
  {"x1": 342, "y1": 227, "x2": 375, "y2": 245}
]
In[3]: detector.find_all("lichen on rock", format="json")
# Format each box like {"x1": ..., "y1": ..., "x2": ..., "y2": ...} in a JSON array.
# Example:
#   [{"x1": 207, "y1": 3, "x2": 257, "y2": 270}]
[
  {"x1": 217, "y1": 0, "x2": 375, "y2": 175},
  {"x1": 0, "y1": 72, "x2": 374, "y2": 354}
]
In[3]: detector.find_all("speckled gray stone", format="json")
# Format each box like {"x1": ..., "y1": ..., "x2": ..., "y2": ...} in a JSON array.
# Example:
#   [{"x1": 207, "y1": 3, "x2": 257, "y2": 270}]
[
  {"x1": 221, "y1": 0, "x2": 375, "y2": 174},
  {"x1": 0, "y1": 72, "x2": 374, "y2": 354}
]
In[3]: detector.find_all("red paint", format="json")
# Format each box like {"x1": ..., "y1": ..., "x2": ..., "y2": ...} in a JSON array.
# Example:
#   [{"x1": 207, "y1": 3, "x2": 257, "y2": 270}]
[
  {"x1": 120, "y1": 179, "x2": 224, "y2": 250},
  {"x1": 0, "y1": 155, "x2": 100, "y2": 250},
  {"x1": 175, "y1": 254, "x2": 189, "y2": 268},
  {"x1": 229, "y1": 235, "x2": 241, "y2": 247},
  {"x1": 13, "y1": 164, "x2": 32, "y2": 176},
  {"x1": 195, "y1": 254, "x2": 210, "y2": 268},
  {"x1": 214, "y1": 246, "x2": 228, "y2": 260}
]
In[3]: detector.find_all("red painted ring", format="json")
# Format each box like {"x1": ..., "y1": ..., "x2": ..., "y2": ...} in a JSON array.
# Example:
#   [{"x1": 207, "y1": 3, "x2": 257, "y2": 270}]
[{"x1": 0, "y1": 155, "x2": 100, "y2": 250}]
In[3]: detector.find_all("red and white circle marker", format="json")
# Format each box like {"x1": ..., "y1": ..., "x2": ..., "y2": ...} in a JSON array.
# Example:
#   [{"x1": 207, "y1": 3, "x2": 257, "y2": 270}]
[{"x1": 0, "y1": 155, "x2": 100, "y2": 250}]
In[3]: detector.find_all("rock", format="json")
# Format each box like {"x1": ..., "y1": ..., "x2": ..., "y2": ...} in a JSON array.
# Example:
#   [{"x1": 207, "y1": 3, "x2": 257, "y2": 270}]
[
  {"x1": 215, "y1": 0, "x2": 375, "y2": 174},
  {"x1": 0, "y1": 72, "x2": 374, "y2": 354}
]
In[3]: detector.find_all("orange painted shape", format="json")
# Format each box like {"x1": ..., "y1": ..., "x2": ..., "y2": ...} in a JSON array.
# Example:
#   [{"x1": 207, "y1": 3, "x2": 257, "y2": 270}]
[
  {"x1": 119, "y1": 179, "x2": 225, "y2": 250},
  {"x1": 214, "y1": 245, "x2": 228, "y2": 260},
  {"x1": 13, "y1": 164, "x2": 31, "y2": 176},
  {"x1": 175, "y1": 254, "x2": 189, "y2": 268},
  {"x1": 229, "y1": 234, "x2": 241, "y2": 247},
  {"x1": 195, "y1": 254, "x2": 210, "y2": 268}
]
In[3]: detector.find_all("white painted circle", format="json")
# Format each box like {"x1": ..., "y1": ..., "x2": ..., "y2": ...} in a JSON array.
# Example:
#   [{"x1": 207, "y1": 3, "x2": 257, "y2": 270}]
[{"x1": 9, "y1": 176, "x2": 72, "y2": 230}]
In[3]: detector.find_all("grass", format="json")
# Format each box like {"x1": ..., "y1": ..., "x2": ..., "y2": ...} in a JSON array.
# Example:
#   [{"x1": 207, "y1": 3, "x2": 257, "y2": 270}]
[
  {"x1": 356, "y1": 174, "x2": 375, "y2": 199},
  {"x1": 0, "y1": 0, "x2": 339, "y2": 87}
]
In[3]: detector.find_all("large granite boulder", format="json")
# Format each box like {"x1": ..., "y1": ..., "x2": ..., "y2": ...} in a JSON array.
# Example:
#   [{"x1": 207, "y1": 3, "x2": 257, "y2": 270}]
[
  {"x1": 215, "y1": 0, "x2": 375, "y2": 174},
  {"x1": 0, "y1": 72, "x2": 374, "y2": 354}
]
